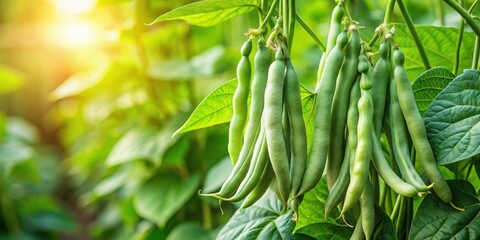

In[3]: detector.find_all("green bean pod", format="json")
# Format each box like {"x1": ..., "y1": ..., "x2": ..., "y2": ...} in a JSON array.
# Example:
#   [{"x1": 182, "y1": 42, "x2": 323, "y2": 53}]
[
  {"x1": 350, "y1": 217, "x2": 365, "y2": 240},
  {"x1": 296, "y1": 31, "x2": 348, "y2": 197},
  {"x1": 371, "y1": 40, "x2": 391, "y2": 137},
  {"x1": 236, "y1": 37, "x2": 271, "y2": 167},
  {"x1": 371, "y1": 129, "x2": 423, "y2": 197},
  {"x1": 200, "y1": 142, "x2": 255, "y2": 198},
  {"x1": 229, "y1": 39, "x2": 253, "y2": 164},
  {"x1": 342, "y1": 55, "x2": 374, "y2": 214},
  {"x1": 389, "y1": 78, "x2": 429, "y2": 192},
  {"x1": 284, "y1": 59, "x2": 307, "y2": 198},
  {"x1": 347, "y1": 76, "x2": 361, "y2": 173},
  {"x1": 264, "y1": 48, "x2": 290, "y2": 204},
  {"x1": 240, "y1": 161, "x2": 274, "y2": 209},
  {"x1": 360, "y1": 180, "x2": 374, "y2": 240},
  {"x1": 393, "y1": 48, "x2": 452, "y2": 203},
  {"x1": 327, "y1": 27, "x2": 361, "y2": 190},
  {"x1": 316, "y1": 3, "x2": 345, "y2": 91},
  {"x1": 324, "y1": 146, "x2": 351, "y2": 218},
  {"x1": 221, "y1": 128, "x2": 269, "y2": 202}
]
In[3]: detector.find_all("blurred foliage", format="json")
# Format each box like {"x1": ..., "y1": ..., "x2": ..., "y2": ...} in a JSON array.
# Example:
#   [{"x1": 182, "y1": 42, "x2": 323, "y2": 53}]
[{"x1": 0, "y1": 0, "x2": 478, "y2": 239}]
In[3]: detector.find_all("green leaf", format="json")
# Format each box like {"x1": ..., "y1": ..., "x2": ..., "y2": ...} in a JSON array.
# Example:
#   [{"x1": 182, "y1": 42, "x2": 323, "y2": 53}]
[
  {"x1": 0, "y1": 64, "x2": 24, "y2": 94},
  {"x1": 202, "y1": 156, "x2": 233, "y2": 193},
  {"x1": 412, "y1": 67, "x2": 455, "y2": 116},
  {"x1": 423, "y1": 69, "x2": 480, "y2": 165},
  {"x1": 371, "y1": 205, "x2": 397, "y2": 240},
  {"x1": 106, "y1": 125, "x2": 179, "y2": 166},
  {"x1": 49, "y1": 69, "x2": 104, "y2": 100},
  {"x1": 133, "y1": 174, "x2": 200, "y2": 227},
  {"x1": 174, "y1": 79, "x2": 237, "y2": 135},
  {"x1": 394, "y1": 24, "x2": 475, "y2": 80},
  {"x1": 149, "y1": 0, "x2": 259, "y2": 27},
  {"x1": 166, "y1": 222, "x2": 211, "y2": 240},
  {"x1": 216, "y1": 189, "x2": 295, "y2": 240},
  {"x1": 409, "y1": 180, "x2": 480, "y2": 240},
  {"x1": 295, "y1": 177, "x2": 345, "y2": 229},
  {"x1": 294, "y1": 222, "x2": 352, "y2": 239}
]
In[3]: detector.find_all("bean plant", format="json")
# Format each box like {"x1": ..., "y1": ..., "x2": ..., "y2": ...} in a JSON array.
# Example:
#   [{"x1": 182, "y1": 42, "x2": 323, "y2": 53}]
[{"x1": 1, "y1": 0, "x2": 479, "y2": 239}]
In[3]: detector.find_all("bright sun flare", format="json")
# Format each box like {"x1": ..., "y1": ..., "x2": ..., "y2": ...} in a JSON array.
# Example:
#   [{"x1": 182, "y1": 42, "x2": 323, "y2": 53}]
[
  {"x1": 52, "y1": 0, "x2": 97, "y2": 15},
  {"x1": 52, "y1": 21, "x2": 99, "y2": 48}
]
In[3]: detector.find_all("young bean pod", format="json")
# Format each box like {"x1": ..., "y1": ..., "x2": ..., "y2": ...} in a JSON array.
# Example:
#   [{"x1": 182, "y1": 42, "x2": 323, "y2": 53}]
[
  {"x1": 360, "y1": 180, "x2": 374, "y2": 240},
  {"x1": 284, "y1": 58, "x2": 307, "y2": 199},
  {"x1": 229, "y1": 39, "x2": 253, "y2": 164},
  {"x1": 371, "y1": 40, "x2": 391, "y2": 137},
  {"x1": 393, "y1": 48, "x2": 453, "y2": 203},
  {"x1": 327, "y1": 27, "x2": 361, "y2": 190},
  {"x1": 264, "y1": 48, "x2": 290, "y2": 204},
  {"x1": 316, "y1": 4, "x2": 345, "y2": 91},
  {"x1": 236, "y1": 37, "x2": 271, "y2": 168},
  {"x1": 389, "y1": 77, "x2": 429, "y2": 192},
  {"x1": 371, "y1": 129, "x2": 423, "y2": 197},
  {"x1": 296, "y1": 31, "x2": 348, "y2": 197},
  {"x1": 342, "y1": 55, "x2": 374, "y2": 214},
  {"x1": 240, "y1": 161, "x2": 274, "y2": 209}
]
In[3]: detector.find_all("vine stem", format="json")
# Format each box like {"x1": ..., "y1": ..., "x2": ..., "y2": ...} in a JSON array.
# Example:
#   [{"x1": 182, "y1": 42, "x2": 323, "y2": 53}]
[
  {"x1": 473, "y1": 36, "x2": 480, "y2": 69},
  {"x1": 442, "y1": 0, "x2": 480, "y2": 37},
  {"x1": 453, "y1": 18, "x2": 464, "y2": 74},
  {"x1": 295, "y1": 12, "x2": 326, "y2": 51},
  {"x1": 368, "y1": 0, "x2": 395, "y2": 47},
  {"x1": 397, "y1": 0, "x2": 431, "y2": 69},
  {"x1": 435, "y1": 0, "x2": 446, "y2": 26},
  {"x1": 257, "y1": 0, "x2": 279, "y2": 34}
]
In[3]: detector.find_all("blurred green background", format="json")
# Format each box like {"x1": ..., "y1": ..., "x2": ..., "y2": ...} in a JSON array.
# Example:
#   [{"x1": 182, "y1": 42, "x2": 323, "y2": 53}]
[{"x1": 0, "y1": 0, "x2": 470, "y2": 239}]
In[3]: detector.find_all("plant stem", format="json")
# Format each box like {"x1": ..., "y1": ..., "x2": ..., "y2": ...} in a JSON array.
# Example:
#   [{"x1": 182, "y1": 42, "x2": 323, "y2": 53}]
[
  {"x1": 288, "y1": 0, "x2": 296, "y2": 50},
  {"x1": 454, "y1": 10, "x2": 464, "y2": 75},
  {"x1": 397, "y1": 0, "x2": 431, "y2": 69},
  {"x1": 202, "y1": 200, "x2": 212, "y2": 230},
  {"x1": 369, "y1": 0, "x2": 396, "y2": 47},
  {"x1": 473, "y1": 36, "x2": 480, "y2": 69},
  {"x1": 390, "y1": 194, "x2": 402, "y2": 221},
  {"x1": 466, "y1": 162, "x2": 474, "y2": 180},
  {"x1": 295, "y1": 12, "x2": 326, "y2": 51},
  {"x1": 258, "y1": 0, "x2": 279, "y2": 33},
  {"x1": 384, "y1": 0, "x2": 396, "y2": 24},
  {"x1": 442, "y1": 0, "x2": 480, "y2": 37},
  {"x1": 435, "y1": 0, "x2": 446, "y2": 26}
]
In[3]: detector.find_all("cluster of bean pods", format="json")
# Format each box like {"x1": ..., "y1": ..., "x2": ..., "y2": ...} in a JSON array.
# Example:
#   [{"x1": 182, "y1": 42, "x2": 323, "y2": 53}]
[
  {"x1": 202, "y1": 3, "x2": 456, "y2": 238},
  {"x1": 315, "y1": 3, "x2": 455, "y2": 239},
  {"x1": 200, "y1": 35, "x2": 309, "y2": 212}
]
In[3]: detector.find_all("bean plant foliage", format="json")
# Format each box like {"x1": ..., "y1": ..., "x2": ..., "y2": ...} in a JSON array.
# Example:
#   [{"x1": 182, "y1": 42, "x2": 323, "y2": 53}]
[
  {"x1": 3, "y1": 0, "x2": 478, "y2": 239},
  {"x1": 158, "y1": 0, "x2": 480, "y2": 239}
]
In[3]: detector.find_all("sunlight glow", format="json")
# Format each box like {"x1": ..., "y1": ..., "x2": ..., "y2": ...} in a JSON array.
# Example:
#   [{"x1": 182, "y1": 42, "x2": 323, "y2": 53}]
[
  {"x1": 52, "y1": 21, "x2": 99, "y2": 48},
  {"x1": 52, "y1": 0, "x2": 97, "y2": 15}
]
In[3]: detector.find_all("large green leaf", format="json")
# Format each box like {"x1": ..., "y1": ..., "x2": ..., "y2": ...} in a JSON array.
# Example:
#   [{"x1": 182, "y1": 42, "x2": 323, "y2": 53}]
[
  {"x1": 202, "y1": 157, "x2": 233, "y2": 193},
  {"x1": 149, "y1": 0, "x2": 259, "y2": 27},
  {"x1": 394, "y1": 24, "x2": 475, "y2": 80},
  {"x1": 409, "y1": 180, "x2": 480, "y2": 240},
  {"x1": 216, "y1": 189, "x2": 295, "y2": 240},
  {"x1": 296, "y1": 177, "x2": 344, "y2": 229},
  {"x1": 133, "y1": 174, "x2": 200, "y2": 227},
  {"x1": 294, "y1": 222, "x2": 352, "y2": 239},
  {"x1": 412, "y1": 67, "x2": 455, "y2": 116},
  {"x1": 371, "y1": 205, "x2": 397, "y2": 240},
  {"x1": 106, "y1": 116, "x2": 183, "y2": 166},
  {"x1": 423, "y1": 69, "x2": 480, "y2": 165},
  {"x1": 174, "y1": 79, "x2": 237, "y2": 135}
]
